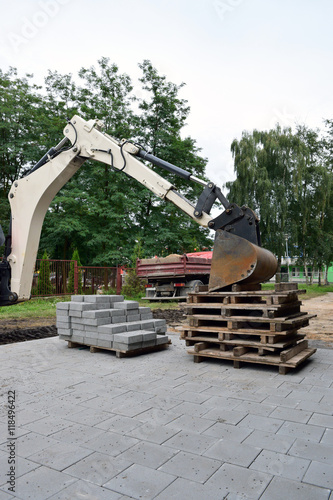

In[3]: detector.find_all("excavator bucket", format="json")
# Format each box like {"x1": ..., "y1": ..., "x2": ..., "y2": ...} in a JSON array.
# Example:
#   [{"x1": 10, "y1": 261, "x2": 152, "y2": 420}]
[{"x1": 208, "y1": 230, "x2": 278, "y2": 291}]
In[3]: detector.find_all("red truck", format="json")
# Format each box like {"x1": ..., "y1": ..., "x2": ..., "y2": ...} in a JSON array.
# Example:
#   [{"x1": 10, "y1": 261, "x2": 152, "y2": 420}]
[{"x1": 136, "y1": 251, "x2": 212, "y2": 300}]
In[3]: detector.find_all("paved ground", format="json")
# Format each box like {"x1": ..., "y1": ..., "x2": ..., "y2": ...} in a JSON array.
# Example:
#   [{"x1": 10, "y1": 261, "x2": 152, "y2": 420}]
[{"x1": 0, "y1": 332, "x2": 332, "y2": 500}]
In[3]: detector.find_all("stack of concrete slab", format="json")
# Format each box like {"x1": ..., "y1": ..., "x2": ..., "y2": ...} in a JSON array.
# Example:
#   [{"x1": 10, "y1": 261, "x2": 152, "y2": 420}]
[{"x1": 56, "y1": 295, "x2": 169, "y2": 354}]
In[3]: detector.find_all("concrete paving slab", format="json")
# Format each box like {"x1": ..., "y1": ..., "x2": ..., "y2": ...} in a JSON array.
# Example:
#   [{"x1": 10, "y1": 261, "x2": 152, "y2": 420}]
[
  {"x1": 250, "y1": 449, "x2": 310, "y2": 481},
  {"x1": 303, "y1": 460, "x2": 333, "y2": 490},
  {"x1": 158, "y1": 450, "x2": 221, "y2": 483},
  {"x1": 203, "y1": 438, "x2": 261, "y2": 467},
  {"x1": 0, "y1": 335, "x2": 333, "y2": 499},
  {"x1": 277, "y1": 420, "x2": 325, "y2": 442},
  {"x1": 48, "y1": 479, "x2": 123, "y2": 500},
  {"x1": 103, "y1": 463, "x2": 176, "y2": 499},
  {"x1": 205, "y1": 462, "x2": 272, "y2": 498},
  {"x1": 242, "y1": 429, "x2": 295, "y2": 453},
  {"x1": 63, "y1": 451, "x2": 132, "y2": 485},
  {"x1": 288, "y1": 438, "x2": 333, "y2": 464},
  {"x1": 1, "y1": 465, "x2": 77, "y2": 500},
  {"x1": 119, "y1": 440, "x2": 177, "y2": 469},
  {"x1": 260, "y1": 476, "x2": 331, "y2": 500}
]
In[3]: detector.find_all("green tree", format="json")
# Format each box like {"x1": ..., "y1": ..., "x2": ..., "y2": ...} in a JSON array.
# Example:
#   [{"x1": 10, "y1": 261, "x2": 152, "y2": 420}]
[
  {"x1": 37, "y1": 250, "x2": 53, "y2": 295},
  {"x1": 68, "y1": 248, "x2": 83, "y2": 294}
]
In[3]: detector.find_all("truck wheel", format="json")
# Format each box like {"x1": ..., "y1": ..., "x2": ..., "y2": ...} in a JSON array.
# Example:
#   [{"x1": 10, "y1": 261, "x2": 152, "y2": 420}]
[{"x1": 180, "y1": 280, "x2": 203, "y2": 296}]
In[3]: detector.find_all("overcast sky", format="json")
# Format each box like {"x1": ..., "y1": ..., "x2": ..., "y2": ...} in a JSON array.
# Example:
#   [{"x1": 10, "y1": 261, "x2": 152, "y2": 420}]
[{"x1": 1, "y1": 0, "x2": 332, "y2": 188}]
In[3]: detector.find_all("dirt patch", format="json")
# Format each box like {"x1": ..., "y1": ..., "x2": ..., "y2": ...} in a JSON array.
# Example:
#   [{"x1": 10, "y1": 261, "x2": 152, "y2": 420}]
[{"x1": 301, "y1": 292, "x2": 333, "y2": 344}]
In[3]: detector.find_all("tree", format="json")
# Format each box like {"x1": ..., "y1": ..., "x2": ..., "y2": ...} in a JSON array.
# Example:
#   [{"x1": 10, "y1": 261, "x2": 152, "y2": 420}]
[
  {"x1": 37, "y1": 250, "x2": 53, "y2": 295},
  {"x1": 68, "y1": 248, "x2": 83, "y2": 294}
]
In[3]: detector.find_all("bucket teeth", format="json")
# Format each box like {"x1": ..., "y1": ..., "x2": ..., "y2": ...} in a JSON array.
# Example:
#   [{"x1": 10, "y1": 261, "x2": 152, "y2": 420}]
[{"x1": 208, "y1": 230, "x2": 278, "y2": 291}]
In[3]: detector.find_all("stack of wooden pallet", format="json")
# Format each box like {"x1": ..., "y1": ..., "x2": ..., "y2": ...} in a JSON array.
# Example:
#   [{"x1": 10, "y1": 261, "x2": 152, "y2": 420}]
[{"x1": 180, "y1": 283, "x2": 317, "y2": 374}]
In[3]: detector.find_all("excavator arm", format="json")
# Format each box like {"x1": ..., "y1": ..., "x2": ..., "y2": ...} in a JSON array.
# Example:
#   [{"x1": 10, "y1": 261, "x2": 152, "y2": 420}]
[{"x1": 0, "y1": 115, "x2": 277, "y2": 306}]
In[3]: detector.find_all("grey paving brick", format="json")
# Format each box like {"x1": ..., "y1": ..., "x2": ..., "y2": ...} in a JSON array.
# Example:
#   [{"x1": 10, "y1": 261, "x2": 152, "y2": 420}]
[
  {"x1": 96, "y1": 415, "x2": 143, "y2": 434},
  {"x1": 69, "y1": 310, "x2": 83, "y2": 319},
  {"x1": 82, "y1": 317, "x2": 111, "y2": 326},
  {"x1": 70, "y1": 335, "x2": 84, "y2": 343},
  {"x1": 58, "y1": 335, "x2": 72, "y2": 341},
  {"x1": 320, "y1": 428, "x2": 333, "y2": 445},
  {"x1": 202, "y1": 407, "x2": 248, "y2": 424},
  {"x1": 50, "y1": 423, "x2": 105, "y2": 446},
  {"x1": 69, "y1": 302, "x2": 96, "y2": 312},
  {"x1": 155, "y1": 334, "x2": 173, "y2": 346},
  {"x1": 302, "y1": 460, "x2": 333, "y2": 489},
  {"x1": 8, "y1": 465, "x2": 77, "y2": 500},
  {"x1": 142, "y1": 339, "x2": 156, "y2": 347},
  {"x1": 71, "y1": 295, "x2": 84, "y2": 302},
  {"x1": 162, "y1": 430, "x2": 217, "y2": 455},
  {"x1": 205, "y1": 463, "x2": 272, "y2": 498},
  {"x1": 0, "y1": 450, "x2": 39, "y2": 479},
  {"x1": 83, "y1": 295, "x2": 111, "y2": 304},
  {"x1": 120, "y1": 440, "x2": 177, "y2": 468},
  {"x1": 81, "y1": 431, "x2": 139, "y2": 456},
  {"x1": 98, "y1": 324, "x2": 126, "y2": 334},
  {"x1": 57, "y1": 328, "x2": 72, "y2": 336},
  {"x1": 159, "y1": 450, "x2": 221, "y2": 483},
  {"x1": 111, "y1": 316, "x2": 127, "y2": 324},
  {"x1": 233, "y1": 400, "x2": 276, "y2": 416},
  {"x1": 277, "y1": 421, "x2": 325, "y2": 442},
  {"x1": 141, "y1": 313, "x2": 154, "y2": 320},
  {"x1": 203, "y1": 421, "x2": 252, "y2": 442},
  {"x1": 48, "y1": 480, "x2": 121, "y2": 500},
  {"x1": 139, "y1": 319, "x2": 156, "y2": 330},
  {"x1": 114, "y1": 332, "x2": 143, "y2": 344},
  {"x1": 70, "y1": 322, "x2": 85, "y2": 330},
  {"x1": 109, "y1": 308, "x2": 126, "y2": 317},
  {"x1": 123, "y1": 322, "x2": 141, "y2": 332},
  {"x1": 23, "y1": 415, "x2": 74, "y2": 436},
  {"x1": 28, "y1": 441, "x2": 92, "y2": 470},
  {"x1": 127, "y1": 421, "x2": 180, "y2": 444},
  {"x1": 116, "y1": 300, "x2": 139, "y2": 310},
  {"x1": 14, "y1": 432, "x2": 60, "y2": 458},
  {"x1": 82, "y1": 309, "x2": 111, "y2": 318},
  {"x1": 108, "y1": 295, "x2": 124, "y2": 302},
  {"x1": 97, "y1": 333, "x2": 115, "y2": 341},
  {"x1": 141, "y1": 330, "x2": 157, "y2": 341},
  {"x1": 139, "y1": 307, "x2": 151, "y2": 314},
  {"x1": 269, "y1": 406, "x2": 313, "y2": 424},
  {"x1": 260, "y1": 476, "x2": 330, "y2": 500},
  {"x1": 113, "y1": 342, "x2": 141, "y2": 351},
  {"x1": 296, "y1": 399, "x2": 333, "y2": 415},
  {"x1": 56, "y1": 319, "x2": 71, "y2": 328},
  {"x1": 250, "y1": 449, "x2": 310, "y2": 481},
  {"x1": 203, "y1": 438, "x2": 261, "y2": 466},
  {"x1": 63, "y1": 450, "x2": 132, "y2": 485},
  {"x1": 103, "y1": 463, "x2": 176, "y2": 499},
  {"x1": 238, "y1": 414, "x2": 284, "y2": 433},
  {"x1": 308, "y1": 412, "x2": 333, "y2": 429},
  {"x1": 154, "y1": 477, "x2": 220, "y2": 500},
  {"x1": 243, "y1": 429, "x2": 295, "y2": 453},
  {"x1": 97, "y1": 339, "x2": 113, "y2": 348},
  {"x1": 168, "y1": 414, "x2": 213, "y2": 433},
  {"x1": 56, "y1": 302, "x2": 71, "y2": 310},
  {"x1": 56, "y1": 309, "x2": 69, "y2": 317},
  {"x1": 126, "y1": 313, "x2": 140, "y2": 321},
  {"x1": 288, "y1": 438, "x2": 333, "y2": 464}
]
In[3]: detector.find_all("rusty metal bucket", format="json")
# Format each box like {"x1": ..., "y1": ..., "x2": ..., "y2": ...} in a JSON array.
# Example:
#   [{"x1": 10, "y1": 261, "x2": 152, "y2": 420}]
[{"x1": 208, "y1": 230, "x2": 278, "y2": 291}]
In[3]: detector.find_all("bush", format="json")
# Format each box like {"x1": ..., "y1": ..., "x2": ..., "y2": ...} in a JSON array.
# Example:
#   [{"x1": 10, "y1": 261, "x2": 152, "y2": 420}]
[{"x1": 121, "y1": 269, "x2": 146, "y2": 299}]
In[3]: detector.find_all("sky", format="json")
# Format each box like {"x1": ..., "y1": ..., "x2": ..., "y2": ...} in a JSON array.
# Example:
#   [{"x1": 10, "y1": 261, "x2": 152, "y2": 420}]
[{"x1": 1, "y1": 0, "x2": 332, "y2": 189}]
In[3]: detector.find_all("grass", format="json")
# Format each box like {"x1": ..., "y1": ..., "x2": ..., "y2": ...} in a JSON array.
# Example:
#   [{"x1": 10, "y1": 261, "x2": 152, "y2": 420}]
[
  {"x1": 0, "y1": 284, "x2": 331, "y2": 320},
  {"x1": 0, "y1": 294, "x2": 180, "y2": 320}
]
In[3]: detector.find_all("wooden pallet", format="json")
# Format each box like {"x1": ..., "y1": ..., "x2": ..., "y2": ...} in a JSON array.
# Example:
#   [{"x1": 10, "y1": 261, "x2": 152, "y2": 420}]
[
  {"x1": 67, "y1": 340, "x2": 171, "y2": 358},
  {"x1": 182, "y1": 283, "x2": 316, "y2": 374}
]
